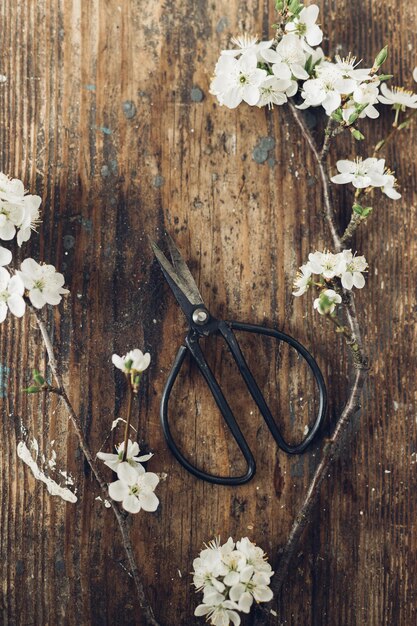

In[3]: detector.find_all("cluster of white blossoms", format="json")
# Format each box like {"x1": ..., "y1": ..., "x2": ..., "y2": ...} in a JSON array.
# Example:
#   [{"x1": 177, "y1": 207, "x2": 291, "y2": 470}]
[
  {"x1": 331, "y1": 157, "x2": 401, "y2": 199},
  {"x1": 193, "y1": 537, "x2": 273, "y2": 626},
  {"x1": 210, "y1": 4, "x2": 323, "y2": 110},
  {"x1": 210, "y1": 1, "x2": 417, "y2": 125},
  {"x1": 0, "y1": 172, "x2": 68, "y2": 323},
  {"x1": 97, "y1": 350, "x2": 159, "y2": 515},
  {"x1": 293, "y1": 250, "x2": 368, "y2": 314}
]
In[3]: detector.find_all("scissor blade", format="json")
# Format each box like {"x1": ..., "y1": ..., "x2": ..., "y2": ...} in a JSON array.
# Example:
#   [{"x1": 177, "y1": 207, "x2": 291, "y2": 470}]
[
  {"x1": 151, "y1": 239, "x2": 203, "y2": 317},
  {"x1": 165, "y1": 232, "x2": 204, "y2": 305}
]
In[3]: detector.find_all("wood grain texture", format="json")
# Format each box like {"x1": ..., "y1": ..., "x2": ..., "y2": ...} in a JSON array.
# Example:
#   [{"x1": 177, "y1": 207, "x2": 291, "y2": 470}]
[{"x1": 1, "y1": 0, "x2": 416, "y2": 624}]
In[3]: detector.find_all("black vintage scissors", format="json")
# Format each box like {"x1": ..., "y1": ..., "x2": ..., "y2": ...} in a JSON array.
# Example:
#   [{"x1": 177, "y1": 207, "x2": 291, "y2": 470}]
[{"x1": 151, "y1": 233, "x2": 327, "y2": 486}]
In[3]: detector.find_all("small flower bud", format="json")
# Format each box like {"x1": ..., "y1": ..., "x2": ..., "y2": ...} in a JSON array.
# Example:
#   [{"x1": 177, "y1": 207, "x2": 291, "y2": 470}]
[
  {"x1": 374, "y1": 46, "x2": 388, "y2": 68},
  {"x1": 351, "y1": 129, "x2": 365, "y2": 141}
]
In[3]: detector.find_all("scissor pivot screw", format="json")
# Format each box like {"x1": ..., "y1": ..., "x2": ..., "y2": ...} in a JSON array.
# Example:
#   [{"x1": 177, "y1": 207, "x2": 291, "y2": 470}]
[{"x1": 192, "y1": 309, "x2": 208, "y2": 325}]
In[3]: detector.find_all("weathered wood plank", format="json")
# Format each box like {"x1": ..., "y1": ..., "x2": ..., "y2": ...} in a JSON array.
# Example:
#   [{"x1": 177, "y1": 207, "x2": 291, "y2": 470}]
[{"x1": 1, "y1": 0, "x2": 417, "y2": 624}]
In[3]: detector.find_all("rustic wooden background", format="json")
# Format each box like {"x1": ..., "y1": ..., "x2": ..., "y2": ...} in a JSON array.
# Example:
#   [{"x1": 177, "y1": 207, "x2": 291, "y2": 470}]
[{"x1": 1, "y1": 0, "x2": 417, "y2": 624}]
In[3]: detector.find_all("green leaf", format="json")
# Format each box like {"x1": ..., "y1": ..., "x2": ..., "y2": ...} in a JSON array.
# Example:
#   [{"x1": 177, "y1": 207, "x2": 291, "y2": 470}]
[
  {"x1": 34, "y1": 373, "x2": 45, "y2": 386},
  {"x1": 353, "y1": 203, "x2": 363, "y2": 215},
  {"x1": 23, "y1": 385, "x2": 41, "y2": 394},
  {"x1": 275, "y1": 0, "x2": 284, "y2": 9},
  {"x1": 305, "y1": 54, "x2": 313, "y2": 75},
  {"x1": 374, "y1": 45, "x2": 388, "y2": 68},
  {"x1": 362, "y1": 207, "x2": 373, "y2": 217}
]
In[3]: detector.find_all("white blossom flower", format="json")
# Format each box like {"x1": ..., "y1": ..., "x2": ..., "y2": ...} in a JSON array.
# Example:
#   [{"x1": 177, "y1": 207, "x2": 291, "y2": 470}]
[
  {"x1": 210, "y1": 54, "x2": 267, "y2": 109},
  {"x1": 331, "y1": 157, "x2": 401, "y2": 198},
  {"x1": 229, "y1": 568, "x2": 273, "y2": 613},
  {"x1": 0, "y1": 267, "x2": 26, "y2": 322},
  {"x1": 313, "y1": 289, "x2": 342, "y2": 315},
  {"x1": 18, "y1": 258, "x2": 69, "y2": 309},
  {"x1": 108, "y1": 471, "x2": 159, "y2": 514},
  {"x1": 352, "y1": 80, "x2": 380, "y2": 106},
  {"x1": 378, "y1": 83, "x2": 417, "y2": 110},
  {"x1": 285, "y1": 4, "x2": 323, "y2": 47},
  {"x1": 292, "y1": 264, "x2": 312, "y2": 296},
  {"x1": 262, "y1": 34, "x2": 309, "y2": 81},
  {"x1": 221, "y1": 35, "x2": 273, "y2": 61},
  {"x1": 194, "y1": 597, "x2": 241, "y2": 626},
  {"x1": 334, "y1": 54, "x2": 372, "y2": 81},
  {"x1": 235, "y1": 538, "x2": 273, "y2": 575},
  {"x1": 0, "y1": 173, "x2": 42, "y2": 244},
  {"x1": 330, "y1": 157, "x2": 386, "y2": 189},
  {"x1": 97, "y1": 439, "x2": 153, "y2": 482},
  {"x1": 297, "y1": 62, "x2": 356, "y2": 115},
  {"x1": 413, "y1": 67, "x2": 417, "y2": 83},
  {"x1": 0, "y1": 246, "x2": 12, "y2": 266},
  {"x1": 257, "y1": 76, "x2": 292, "y2": 108},
  {"x1": 307, "y1": 251, "x2": 345, "y2": 279},
  {"x1": 339, "y1": 251, "x2": 367, "y2": 290},
  {"x1": 342, "y1": 102, "x2": 379, "y2": 123},
  {"x1": 112, "y1": 349, "x2": 151, "y2": 373}
]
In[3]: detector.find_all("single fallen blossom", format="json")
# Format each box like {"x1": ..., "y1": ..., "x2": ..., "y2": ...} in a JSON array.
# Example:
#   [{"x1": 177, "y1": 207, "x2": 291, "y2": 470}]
[
  {"x1": 0, "y1": 267, "x2": 26, "y2": 322},
  {"x1": 18, "y1": 258, "x2": 69, "y2": 308},
  {"x1": 112, "y1": 349, "x2": 151, "y2": 373},
  {"x1": 97, "y1": 439, "x2": 153, "y2": 482},
  {"x1": 313, "y1": 289, "x2": 342, "y2": 315},
  {"x1": 108, "y1": 471, "x2": 159, "y2": 514}
]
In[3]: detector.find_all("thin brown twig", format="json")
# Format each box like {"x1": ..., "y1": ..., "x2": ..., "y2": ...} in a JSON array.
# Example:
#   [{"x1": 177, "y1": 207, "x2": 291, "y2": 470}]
[
  {"x1": 267, "y1": 104, "x2": 370, "y2": 599},
  {"x1": 288, "y1": 102, "x2": 342, "y2": 252},
  {"x1": 33, "y1": 308, "x2": 160, "y2": 626}
]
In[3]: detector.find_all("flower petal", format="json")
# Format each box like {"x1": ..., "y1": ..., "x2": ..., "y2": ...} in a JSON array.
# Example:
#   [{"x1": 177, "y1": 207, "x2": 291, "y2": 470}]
[
  {"x1": 0, "y1": 246, "x2": 12, "y2": 266},
  {"x1": 139, "y1": 491, "x2": 159, "y2": 512},
  {"x1": 108, "y1": 480, "x2": 129, "y2": 502},
  {"x1": 7, "y1": 294, "x2": 25, "y2": 317},
  {"x1": 117, "y1": 461, "x2": 140, "y2": 484},
  {"x1": 123, "y1": 494, "x2": 142, "y2": 514}
]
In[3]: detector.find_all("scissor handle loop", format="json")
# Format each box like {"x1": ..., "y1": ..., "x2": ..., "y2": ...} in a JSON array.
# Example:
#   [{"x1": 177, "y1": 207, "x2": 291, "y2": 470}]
[
  {"x1": 160, "y1": 321, "x2": 326, "y2": 485},
  {"x1": 223, "y1": 320, "x2": 327, "y2": 454},
  {"x1": 160, "y1": 340, "x2": 256, "y2": 486}
]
